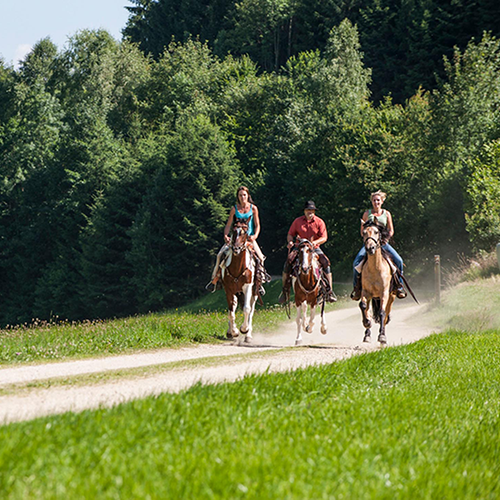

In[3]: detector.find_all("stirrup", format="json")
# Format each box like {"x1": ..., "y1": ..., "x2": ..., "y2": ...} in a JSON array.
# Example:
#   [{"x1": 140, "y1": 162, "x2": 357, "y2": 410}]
[
  {"x1": 205, "y1": 280, "x2": 221, "y2": 293},
  {"x1": 278, "y1": 289, "x2": 288, "y2": 304}
]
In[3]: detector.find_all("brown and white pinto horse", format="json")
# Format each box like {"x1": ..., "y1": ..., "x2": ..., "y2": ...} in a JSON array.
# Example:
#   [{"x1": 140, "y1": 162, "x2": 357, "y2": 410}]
[
  {"x1": 359, "y1": 220, "x2": 396, "y2": 345},
  {"x1": 293, "y1": 239, "x2": 327, "y2": 345},
  {"x1": 221, "y1": 219, "x2": 258, "y2": 343}
]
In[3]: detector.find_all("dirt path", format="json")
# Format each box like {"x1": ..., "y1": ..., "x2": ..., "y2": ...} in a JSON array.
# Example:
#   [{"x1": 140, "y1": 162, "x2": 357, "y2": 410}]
[{"x1": 0, "y1": 301, "x2": 436, "y2": 425}]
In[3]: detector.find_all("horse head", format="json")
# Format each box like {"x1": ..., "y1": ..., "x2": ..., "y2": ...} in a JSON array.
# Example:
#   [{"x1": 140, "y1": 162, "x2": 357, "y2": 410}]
[
  {"x1": 231, "y1": 218, "x2": 249, "y2": 255},
  {"x1": 362, "y1": 220, "x2": 384, "y2": 255},
  {"x1": 297, "y1": 239, "x2": 317, "y2": 275}
]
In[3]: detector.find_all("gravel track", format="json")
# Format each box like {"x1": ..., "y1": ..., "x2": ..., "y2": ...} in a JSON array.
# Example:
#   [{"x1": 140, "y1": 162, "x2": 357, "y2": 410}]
[{"x1": 0, "y1": 302, "x2": 436, "y2": 425}]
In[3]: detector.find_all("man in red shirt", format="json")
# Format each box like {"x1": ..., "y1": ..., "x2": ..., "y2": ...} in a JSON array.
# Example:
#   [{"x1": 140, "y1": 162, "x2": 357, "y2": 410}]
[{"x1": 279, "y1": 200, "x2": 337, "y2": 303}]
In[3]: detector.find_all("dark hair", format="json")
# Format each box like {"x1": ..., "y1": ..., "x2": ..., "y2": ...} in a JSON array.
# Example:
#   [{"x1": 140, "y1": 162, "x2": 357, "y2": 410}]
[{"x1": 236, "y1": 186, "x2": 254, "y2": 204}]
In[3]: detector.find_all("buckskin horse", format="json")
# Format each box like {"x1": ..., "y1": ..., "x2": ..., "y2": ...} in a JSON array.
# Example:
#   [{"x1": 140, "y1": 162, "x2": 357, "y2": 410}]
[
  {"x1": 221, "y1": 219, "x2": 258, "y2": 343},
  {"x1": 358, "y1": 220, "x2": 396, "y2": 345},
  {"x1": 292, "y1": 239, "x2": 327, "y2": 345}
]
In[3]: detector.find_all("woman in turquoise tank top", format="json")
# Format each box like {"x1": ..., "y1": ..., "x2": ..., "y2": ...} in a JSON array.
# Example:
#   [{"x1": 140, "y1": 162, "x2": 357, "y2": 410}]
[
  {"x1": 206, "y1": 186, "x2": 268, "y2": 291},
  {"x1": 351, "y1": 190, "x2": 406, "y2": 300}
]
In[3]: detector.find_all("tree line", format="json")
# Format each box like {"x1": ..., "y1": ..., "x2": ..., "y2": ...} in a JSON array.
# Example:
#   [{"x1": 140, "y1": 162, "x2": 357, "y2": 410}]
[
  {"x1": 0, "y1": 17, "x2": 500, "y2": 325},
  {"x1": 124, "y1": 0, "x2": 500, "y2": 103}
]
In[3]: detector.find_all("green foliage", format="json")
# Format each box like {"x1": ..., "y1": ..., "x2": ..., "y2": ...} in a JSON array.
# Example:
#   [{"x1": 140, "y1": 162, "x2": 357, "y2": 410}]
[
  {"x1": 464, "y1": 141, "x2": 500, "y2": 251},
  {"x1": 129, "y1": 114, "x2": 240, "y2": 310},
  {"x1": 123, "y1": 0, "x2": 500, "y2": 103}
]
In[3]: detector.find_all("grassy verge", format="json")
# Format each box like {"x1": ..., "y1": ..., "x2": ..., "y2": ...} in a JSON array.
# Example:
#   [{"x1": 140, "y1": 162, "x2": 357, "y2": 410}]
[
  {"x1": 1, "y1": 330, "x2": 499, "y2": 498},
  {"x1": 0, "y1": 280, "x2": 350, "y2": 366},
  {"x1": 420, "y1": 275, "x2": 500, "y2": 332}
]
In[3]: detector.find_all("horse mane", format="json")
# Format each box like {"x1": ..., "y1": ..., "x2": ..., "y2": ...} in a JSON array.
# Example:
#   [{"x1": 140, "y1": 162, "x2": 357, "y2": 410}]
[
  {"x1": 233, "y1": 217, "x2": 249, "y2": 229},
  {"x1": 363, "y1": 219, "x2": 390, "y2": 245}
]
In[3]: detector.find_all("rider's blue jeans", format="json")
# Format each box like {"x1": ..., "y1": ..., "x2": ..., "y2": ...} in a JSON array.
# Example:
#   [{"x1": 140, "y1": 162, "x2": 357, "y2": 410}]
[{"x1": 353, "y1": 244, "x2": 403, "y2": 287}]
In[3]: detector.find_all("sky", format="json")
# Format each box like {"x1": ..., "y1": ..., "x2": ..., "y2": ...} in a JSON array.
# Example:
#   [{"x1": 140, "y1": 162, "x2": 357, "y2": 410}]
[{"x1": 0, "y1": 0, "x2": 132, "y2": 68}]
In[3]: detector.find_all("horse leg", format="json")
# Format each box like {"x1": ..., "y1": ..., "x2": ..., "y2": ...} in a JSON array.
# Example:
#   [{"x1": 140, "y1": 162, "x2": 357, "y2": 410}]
[
  {"x1": 239, "y1": 285, "x2": 252, "y2": 336},
  {"x1": 227, "y1": 294, "x2": 239, "y2": 339},
  {"x1": 385, "y1": 294, "x2": 395, "y2": 326},
  {"x1": 295, "y1": 302, "x2": 306, "y2": 345},
  {"x1": 305, "y1": 303, "x2": 316, "y2": 333},
  {"x1": 377, "y1": 291, "x2": 391, "y2": 345},
  {"x1": 360, "y1": 298, "x2": 372, "y2": 342},
  {"x1": 243, "y1": 291, "x2": 257, "y2": 344},
  {"x1": 378, "y1": 309, "x2": 387, "y2": 345},
  {"x1": 320, "y1": 307, "x2": 327, "y2": 335}
]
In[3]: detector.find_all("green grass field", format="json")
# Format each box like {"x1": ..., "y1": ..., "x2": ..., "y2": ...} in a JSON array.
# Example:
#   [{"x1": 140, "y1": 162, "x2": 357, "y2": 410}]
[
  {"x1": 1, "y1": 277, "x2": 499, "y2": 498},
  {"x1": 1, "y1": 329, "x2": 499, "y2": 498}
]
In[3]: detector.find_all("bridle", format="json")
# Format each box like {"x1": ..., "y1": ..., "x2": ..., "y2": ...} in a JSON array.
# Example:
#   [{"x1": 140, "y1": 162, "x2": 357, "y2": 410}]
[
  {"x1": 230, "y1": 221, "x2": 249, "y2": 255},
  {"x1": 363, "y1": 225, "x2": 382, "y2": 251}
]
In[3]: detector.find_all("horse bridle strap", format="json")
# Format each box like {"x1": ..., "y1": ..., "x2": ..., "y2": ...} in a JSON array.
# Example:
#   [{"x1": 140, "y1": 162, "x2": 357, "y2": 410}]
[{"x1": 364, "y1": 234, "x2": 381, "y2": 248}]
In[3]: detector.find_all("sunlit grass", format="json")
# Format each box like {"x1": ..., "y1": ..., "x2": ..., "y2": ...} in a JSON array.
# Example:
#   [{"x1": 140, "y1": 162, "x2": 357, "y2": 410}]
[
  {"x1": 1, "y1": 330, "x2": 499, "y2": 498},
  {"x1": 422, "y1": 275, "x2": 500, "y2": 332}
]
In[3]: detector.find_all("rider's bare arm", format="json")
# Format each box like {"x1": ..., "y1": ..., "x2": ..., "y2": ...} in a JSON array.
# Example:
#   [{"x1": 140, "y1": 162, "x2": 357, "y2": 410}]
[
  {"x1": 224, "y1": 207, "x2": 236, "y2": 243},
  {"x1": 360, "y1": 210, "x2": 369, "y2": 236},
  {"x1": 386, "y1": 210, "x2": 394, "y2": 239},
  {"x1": 249, "y1": 205, "x2": 260, "y2": 242}
]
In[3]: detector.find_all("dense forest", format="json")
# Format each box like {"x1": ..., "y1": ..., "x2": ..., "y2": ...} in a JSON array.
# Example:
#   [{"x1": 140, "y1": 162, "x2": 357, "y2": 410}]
[{"x1": 0, "y1": 1, "x2": 500, "y2": 325}]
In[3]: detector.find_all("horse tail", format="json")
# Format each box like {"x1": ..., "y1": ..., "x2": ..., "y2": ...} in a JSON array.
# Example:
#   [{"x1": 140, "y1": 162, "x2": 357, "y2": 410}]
[{"x1": 372, "y1": 298, "x2": 381, "y2": 324}]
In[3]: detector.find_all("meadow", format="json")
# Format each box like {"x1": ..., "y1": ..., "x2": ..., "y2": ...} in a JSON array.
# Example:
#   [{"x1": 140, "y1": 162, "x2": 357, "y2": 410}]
[{"x1": 0, "y1": 277, "x2": 499, "y2": 498}]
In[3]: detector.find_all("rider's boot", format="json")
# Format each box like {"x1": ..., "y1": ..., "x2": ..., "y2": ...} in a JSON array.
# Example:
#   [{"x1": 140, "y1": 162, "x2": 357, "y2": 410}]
[
  {"x1": 350, "y1": 274, "x2": 362, "y2": 301},
  {"x1": 278, "y1": 272, "x2": 290, "y2": 304},
  {"x1": 325, "y1": 272, "x2": 337, "y2": 303},
  {"x1": 395, "y1": 278, "x2": 407, "y2": 299}
]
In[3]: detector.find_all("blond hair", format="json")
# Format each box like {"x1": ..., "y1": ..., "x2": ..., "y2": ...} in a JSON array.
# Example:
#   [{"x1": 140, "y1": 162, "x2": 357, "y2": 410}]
[{"x1": 371, "y1": 190, "x2": 387, "y2": 202}]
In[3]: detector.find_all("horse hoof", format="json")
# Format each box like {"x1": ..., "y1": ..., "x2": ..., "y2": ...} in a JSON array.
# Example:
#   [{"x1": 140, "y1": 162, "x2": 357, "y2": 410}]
[
  {"x1": 378, "y1": 334, "x2": 387, "y2": 344},
  {"x1": 321, "y1": 327, "x2": 327, "y2": 335},
  {"x1": 363, "y1": 331, "x2": 371, "y2": 342},
  {"x1": 240, "y1": 327, "x2": 249, "y2": 335},
  {"x1": 244, "y1": 336, "x2": 252, "y2": 344},
  {"x1": 305, "y1": 325, "x2": 312, "y2": 334},
  {"x1": 295, "y1": 339, "x2": 303, "y2": 346}
]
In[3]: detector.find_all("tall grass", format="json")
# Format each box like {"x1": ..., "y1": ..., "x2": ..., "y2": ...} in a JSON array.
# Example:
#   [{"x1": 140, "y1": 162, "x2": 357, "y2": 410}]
[{"x1": 1, "y1": 330, "x2": 499, "y2": 498}]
